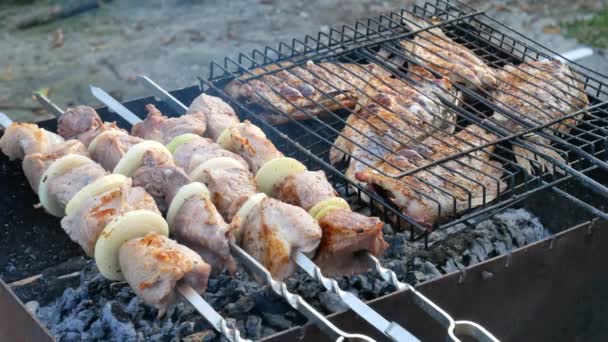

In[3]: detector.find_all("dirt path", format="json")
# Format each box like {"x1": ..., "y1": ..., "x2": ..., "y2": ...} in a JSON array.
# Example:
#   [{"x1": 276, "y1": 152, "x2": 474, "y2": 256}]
[{"x1": 0, "y1": 0, "x2": 605, "y2": 122}]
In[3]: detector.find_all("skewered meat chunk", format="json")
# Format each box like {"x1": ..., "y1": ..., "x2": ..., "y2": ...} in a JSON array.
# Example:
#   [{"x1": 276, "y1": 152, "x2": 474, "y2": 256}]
[
  {"x1": 272, "y1": 170, "x2": 388, "y2": 275},
  {"x1": 172, "y1": 193, "x2": 236, "y2": 273},
  {"x1": 132, "y1": 104, "x2": 207, "y2": 144},
  {"x1": 273, "y1": 170, "x2": 337, "y2": 211},
  {"x1": 491, "y1": 60, "x2": 589, "y2": 173},
  {"x1": 131, "y1": 165, "x2": 191, "y2": 211},
  {"x1": 196, "y1": 167, "x2": 258, "y2": 221},
  {"x1": 172, "y1": 135, "x2": 247, "y2": 174},
  {"x1": 237, "y1": 196, "x2": 321, "y2": 280},
  {"x1": 219, "y1": 120, "x2": 283, "y2": 174},
  {"x1": 58, "y1": 106, "x2": 125, "y2": 147},
  {"x1": 224, "y1": 61, "x2": 391, "y2": 124},
  {"x1": 46, "y1": 160, "x2": 107, "y2": 209},
  {"x1": 400, "y1": 18, "x2": 497, "y2": 89},
  {"x1": 0, "y1": 123, "x2": 63, "y2": 160},
  {"x1": 23, "y1": 139, "x2": 89, "y2": 193},
  {"x1": 315, "y1": 208, "x2": 387, "y2": 276},
  {"x1": 88, "y1": 131, "x2": 143, "y2": 171},
  {"x1": 186, "y1": 93, "x2": 240, "y2": 141},
  {"x1": 356, "y1": 125, "x2": 505, "y2": 227},
  {"x1": 119, "y1": 233, "x2": 210, "y2": 315},
  {"x1": 330, "y1": 66, "x2": 459, "y2": 184},
  {"x1": 61, "y1": 179, "x2": 159, "y2": 256}
]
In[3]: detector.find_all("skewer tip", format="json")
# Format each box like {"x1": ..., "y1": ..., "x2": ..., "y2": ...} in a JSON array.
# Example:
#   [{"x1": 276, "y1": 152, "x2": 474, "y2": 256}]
[{"x1": 0, "y1": 111, "x2": 13, "y2": 129}]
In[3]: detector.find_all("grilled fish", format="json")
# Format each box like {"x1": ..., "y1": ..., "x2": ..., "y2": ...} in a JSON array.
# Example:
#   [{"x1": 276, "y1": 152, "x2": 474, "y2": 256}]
[
  {"x1": 330, "y1": 66, "x2": 460, "y2": 184},
  {"x1": 224, "y1": 61, "x2": 391, "y2": 124},
  {"x1": 355, "y1": 125, "x2": 505, "y2": 227},
  {"x1": 490, "y1": 60, "x2": 589, "y2": 174},
  {"x1": 399, "y1": 16, "x2": 497, "y2": 89}
]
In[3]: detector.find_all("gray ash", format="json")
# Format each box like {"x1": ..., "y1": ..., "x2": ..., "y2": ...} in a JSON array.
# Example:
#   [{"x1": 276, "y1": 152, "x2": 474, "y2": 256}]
[{"x1": 34, "y1": 208, "x2": 549, "y2": 341}]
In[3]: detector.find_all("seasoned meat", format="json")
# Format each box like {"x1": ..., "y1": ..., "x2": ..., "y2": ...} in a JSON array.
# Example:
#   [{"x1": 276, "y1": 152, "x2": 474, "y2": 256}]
[
  {"x1": 172, "y1": 194, "x2": 236, "y2": 274},
  {"x1": 119, "y1": 233, "x2": 210, "y2": 315},
  {"x1": 23, "y1": 140, "x2": 89, "y2": 193},
  {"x1": 225, "y1": 62, "x2": 391, "y2": 124},
  {"x1": 400, "y1": 18, "x2": 496, "y2": 88},
  {"x1": 61, "y1": 179, "x2": 159, "y2": 256},
  {"x1": 238, "y1": 197, "x2": 321, "y2": 280},
  {"x1": 356, "y1": 125, "x2": 505, "y2": 227},
  {"x1": 47, "y1": 161, "x2": 107, "y2": 208},
  {"x1": 186, "y1": 94, "x2": 240, "y2": 141},
  {"x1": 196, "y1": 167, "x2": 258, "y2": 221},
  {"x1": 315, "y1": 208, "x2": 388, "y2": 276},
  {"x1": 132, "y1": 104, "x2": 206, "y2": 144},
  {"x1": 58, "y1": 106, "x2": 126, "y2": 147},
  {"x1": 222, "y1": 120, "x2": 283, "y2": 174},
  {"x1": 273, "y1": 170, "x2": 337, "y2": 211},
  {"x1": 172, "y1": 135, "x2": 247, "y2": 174},
  {"x1": 0, "y1": 123, "x2": 63, "y2": 160},
  {"x1": 330, "y1": 66, "x2": 458, "y2": 184},
  {"x1": 491, "y1": 60, "x2": 589, "y2": 173},
  {"x1": 89, "y1": 131, "x2": 143, "y2": 170},
  {"x1": 131, "y1": 165, "x2": 191, "y2": 211}
]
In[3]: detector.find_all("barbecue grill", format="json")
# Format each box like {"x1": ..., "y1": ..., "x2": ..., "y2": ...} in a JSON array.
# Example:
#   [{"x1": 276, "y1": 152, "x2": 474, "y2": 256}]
[{"x1": 2, "y1": 0, "x2": 608, "y2": 341}]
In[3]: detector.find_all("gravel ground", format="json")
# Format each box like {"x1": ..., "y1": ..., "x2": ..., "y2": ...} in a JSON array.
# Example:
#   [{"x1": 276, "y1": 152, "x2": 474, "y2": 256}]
[{"x1": 0, "y1": 0, "x2": 606, "y2": 123}]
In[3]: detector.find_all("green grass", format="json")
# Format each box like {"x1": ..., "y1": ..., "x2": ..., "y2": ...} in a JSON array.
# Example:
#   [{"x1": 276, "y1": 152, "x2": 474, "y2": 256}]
[{"x1": 563, "y1": 7, "x2": 608, "y2": 49}]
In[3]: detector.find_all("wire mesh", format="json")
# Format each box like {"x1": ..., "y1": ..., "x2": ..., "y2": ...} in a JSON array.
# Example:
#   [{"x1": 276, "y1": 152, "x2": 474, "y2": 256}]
[{"x1": 199, "y1": 0, "x2": 608, "y2": 241}]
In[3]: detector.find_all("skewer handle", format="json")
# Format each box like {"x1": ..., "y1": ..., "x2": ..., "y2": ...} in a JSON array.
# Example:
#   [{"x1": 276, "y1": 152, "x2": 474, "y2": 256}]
[{"x1": 366, "y1": 254, "x2": 499, "y2": 342}]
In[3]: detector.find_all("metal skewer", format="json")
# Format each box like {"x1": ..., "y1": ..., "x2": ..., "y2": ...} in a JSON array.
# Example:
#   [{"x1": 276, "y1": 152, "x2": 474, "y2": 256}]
[
  {"x1": 89, "y1": 85, "x2": 376, "y2": 342},
  {"x1": 32, "y1": 94, "x2": 250, "y2": 342},
  {"x1": 135, "y1": 75, "x2": 504, "y2": 342},
  {"x1": 131, "y1": 77, "x2": 427, "y2": 342}
]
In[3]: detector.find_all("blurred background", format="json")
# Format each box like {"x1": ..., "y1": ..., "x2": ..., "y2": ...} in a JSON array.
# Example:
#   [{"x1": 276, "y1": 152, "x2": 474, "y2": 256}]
[{"x1": 0, "y1": 0, "x2": 606, "y2": 122}]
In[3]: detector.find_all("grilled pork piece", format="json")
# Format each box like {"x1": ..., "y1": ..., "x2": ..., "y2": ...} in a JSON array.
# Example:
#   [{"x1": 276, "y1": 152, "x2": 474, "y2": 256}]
[
  {"x1": 23, "y1": 140, "x2": 89, "y2": 193},
  {"x1": 330, "y1": 66, "x2": 459, "y2": 184},
  {"x1": 119, "y1": 233, "x2": 210, "y2": 315},
  {"x1": 273, "y1": 170, "x2": 388, "y2": 275},
  {"x1": 0, "y1": 123, "x2": 64, "y2": 160},
  {"x1": 400, "y1": 18, "x2": 496, "y2": 89},
  {"x1": 58, "y1": 106, "x2": 126, "y2": 147},
  {"x1": 197, "y1": 167, "x2": 258, "y2": 221},
  {"x1": 172, "y1": 135, "x2": 247, "y2": 174},
  {"x1": 491, "y1": 60, "x2": 589, "y2": 174},
  {"x1": 237, "y1": 196, "x2": 321, "y2": 280},
  {"x1": 316, "y1": 208, "x2": 387, "y2": 276},
  {"x1": 172, "y1": 193, "x2": 236, "y2": 274},
  {"x1": 132, "y1": 104, "x2": 207, "y2": 144},
  {"x1": 131, "y1": 165, "x2": 191, "y2": 211},
  {"x1": 186, "y1": 93, "x2": 240, "y2": 141},
  {"x1": 356, "y1": 125, "x2": 505, "y2": 227},
  {"x1": 61, "y1": 178, "x2": 159, "y2": 256},
  {"x1": 224, "y1": 62, "x2": 391, "y2": 124},
  {"x1": 88, "y1": 131, "x2": 143, "y2": 171},
  {"x1": 46, "y1": 161, "x2": 107, "y2": 209},
  {"x1": 220, "y1": 120, "x2": 283, "y2": 174}
]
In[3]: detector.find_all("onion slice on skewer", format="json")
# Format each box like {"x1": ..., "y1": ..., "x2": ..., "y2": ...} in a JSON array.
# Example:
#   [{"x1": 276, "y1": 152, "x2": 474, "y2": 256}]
[
  {"x1": 166, "y1": 133, "x2": 200, "y2": 154},
  {"x1": 39, "y1": 154, "x2": 95, "y2": 217},
  {"x1": 254, "y1": 157, "x2": 307, "y2": 194},
  {"x1": 113, "y1": 140, "x2": 172, "y2": 176},
  {"x1": 230, "y1": 193, "x2": 266, "y2": 242},
  {"x1": 95, "y1": 210, "x2": 169, "y2": 280},
  {"x1": 166, "y1": 182, "x2": 210, "y2": 228},
  {"x1": 308, "y1": 197, "x2": 350, "y2": 221},
  {"x1": 65, "y1": 174, "x2": 128, "y2": 216},
  {"x1": 215, "y1": 123, "x2": 246, "y2": 150}
]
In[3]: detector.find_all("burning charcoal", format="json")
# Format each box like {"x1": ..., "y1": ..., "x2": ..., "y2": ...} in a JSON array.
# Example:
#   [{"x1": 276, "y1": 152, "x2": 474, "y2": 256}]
[
  {"x1": 88, "y1": 319, "x2": 105, "y2": 340},
  {"x1": 101, "y1": 303, "x2": 137, "y2": 340},
  {"x1": 76, "y1": 309, "x2": 96, "y2": 328},
  {"x1": 226, "y1": 296, "x2": 256, "y2": 316},
  {"x1": 246, "y1": 315, "x2": 263, "y2": 339},
  {"x1": 63, "y1": 331, "x2": 80, "y2": 342},
  {"x1": 183, "y1": 330, "x2": 217, "y2": 342},
  {"x1": 177, "y1": 321, "x2": 195, "y2": 337},
  {"x1": 422, "y1": 261, "x2": 442, "y2": 278},
  {"x1": 262, "y1": 312, "x2": 293, "y2": 330},
  {"x1": 318, "y1": 291, "x2": 348, "y2": 313}
]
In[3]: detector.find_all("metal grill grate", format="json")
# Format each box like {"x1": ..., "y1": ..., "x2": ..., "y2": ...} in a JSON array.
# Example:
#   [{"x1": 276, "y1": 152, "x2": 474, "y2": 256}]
[{"x1": 198, "y1": 0, "x2": 608, "y2": 243}]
